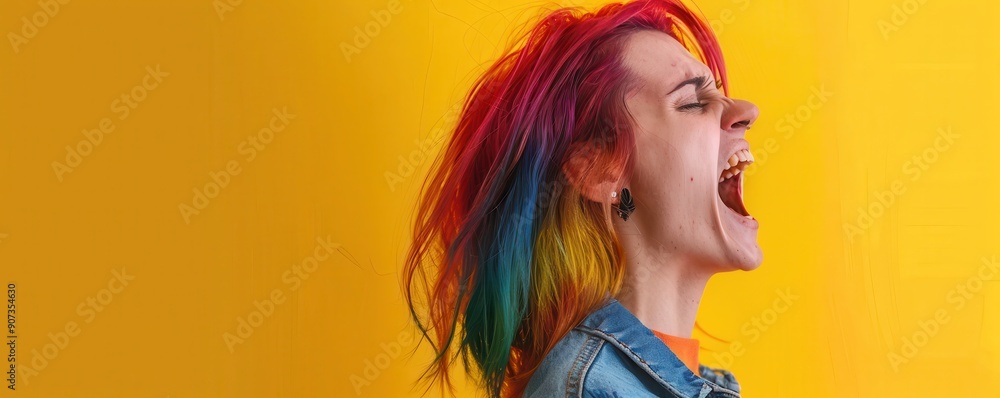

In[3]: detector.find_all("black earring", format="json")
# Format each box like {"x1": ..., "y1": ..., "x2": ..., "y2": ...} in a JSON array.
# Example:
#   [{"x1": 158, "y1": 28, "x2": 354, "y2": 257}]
[{"x1": 615, "y1": 187, "x2": 635, "y2": 221}]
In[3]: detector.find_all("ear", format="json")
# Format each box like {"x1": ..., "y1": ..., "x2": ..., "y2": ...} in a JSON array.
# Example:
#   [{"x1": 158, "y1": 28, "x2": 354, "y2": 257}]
[{"x1": 561, "y1": 142, "x2": 624, "y2": 204}]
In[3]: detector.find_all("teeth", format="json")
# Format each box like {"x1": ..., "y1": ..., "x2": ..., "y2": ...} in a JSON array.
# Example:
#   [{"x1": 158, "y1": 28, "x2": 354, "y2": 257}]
[
  {"x1": 719, "y1": 149, "x2": 755, "y2": 181},
  {"x1": 727, "y1": 155, "x2": 739, "y2": 167}
]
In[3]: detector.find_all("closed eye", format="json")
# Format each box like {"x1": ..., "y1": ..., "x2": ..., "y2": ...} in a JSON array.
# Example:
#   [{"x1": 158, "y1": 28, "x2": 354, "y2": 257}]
[
  {"x1": 679, "y1": 88, "x2": 729, "y2": 114},
  {"x1": 678, "y1": 102, "x2": 708, "y2": 111},
  {"x1": 674, "y1": 77, "x2": 721, "y2": 113}
]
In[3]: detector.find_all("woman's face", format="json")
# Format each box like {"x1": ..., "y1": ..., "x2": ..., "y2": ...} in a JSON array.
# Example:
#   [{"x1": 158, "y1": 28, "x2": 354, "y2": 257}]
[{"x1": 618, "y1": 29, "x2": 762, "y2": 272}]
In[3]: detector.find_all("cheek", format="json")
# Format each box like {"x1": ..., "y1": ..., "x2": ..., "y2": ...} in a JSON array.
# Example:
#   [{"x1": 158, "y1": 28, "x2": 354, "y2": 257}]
[
  {"x1": 632, "y1": 123, "x2": 719, "y2": 193},
  {"x1": 632, "y1": 142, "x2": 715, "y2": 222},
  {"x1": 643, "y1": 130, "x2": 717, "y2": 180},
  {"x1": 681, "y1": 129, "x2": 721, "y2": 166},
  {"x1": 633, "y1": 138, "x2": 687, "y2": 186}
]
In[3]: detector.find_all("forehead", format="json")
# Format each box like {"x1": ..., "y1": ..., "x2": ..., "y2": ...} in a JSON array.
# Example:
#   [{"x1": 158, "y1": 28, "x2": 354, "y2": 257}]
[{"x1": 621, "y1": 30, "x2": 712, "y2": 91}]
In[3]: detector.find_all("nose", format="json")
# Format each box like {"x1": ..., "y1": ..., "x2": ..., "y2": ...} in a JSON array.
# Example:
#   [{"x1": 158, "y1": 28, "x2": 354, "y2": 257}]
[{"x1": 721, "y1": 99, "x2": 759, "y2": 132}]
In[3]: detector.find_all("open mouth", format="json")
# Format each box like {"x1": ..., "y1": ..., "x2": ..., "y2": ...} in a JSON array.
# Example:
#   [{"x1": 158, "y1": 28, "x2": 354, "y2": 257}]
[{"x1": 719, "y1": 149, "x2": 754, "y2": 218}]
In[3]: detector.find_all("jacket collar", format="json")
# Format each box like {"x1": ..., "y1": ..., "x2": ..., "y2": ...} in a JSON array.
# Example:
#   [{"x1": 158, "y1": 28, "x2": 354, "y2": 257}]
[{"x1": 575, "y1": 298, "x2": 741, "y2": 397}]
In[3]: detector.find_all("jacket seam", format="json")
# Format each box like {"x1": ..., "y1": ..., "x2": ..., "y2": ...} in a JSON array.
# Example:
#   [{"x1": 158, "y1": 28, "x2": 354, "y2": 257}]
[
  {"x1": 703, "y1": 379, "x2": 741, "y2": 397},
  {"x1": 565, "y1": 334, "x2": 604, "y2": 398},
  {"x1": 698, "y1": 365, "x2": 741, "y2": 396}
]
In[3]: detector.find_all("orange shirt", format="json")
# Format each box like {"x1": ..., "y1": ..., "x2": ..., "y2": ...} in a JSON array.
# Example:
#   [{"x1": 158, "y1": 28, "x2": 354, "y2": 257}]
[{"x1": 651, "y1": 330, "x2": 700, "y2": 375}]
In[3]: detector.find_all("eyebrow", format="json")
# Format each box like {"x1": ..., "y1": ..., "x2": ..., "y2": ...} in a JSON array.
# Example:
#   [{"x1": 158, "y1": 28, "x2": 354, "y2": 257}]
[{"x1": 667, "y1": 75, "x2": 713, "y2": 95}]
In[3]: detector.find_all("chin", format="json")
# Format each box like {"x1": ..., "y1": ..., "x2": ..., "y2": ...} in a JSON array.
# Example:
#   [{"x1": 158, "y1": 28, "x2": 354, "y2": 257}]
[{"x1": 730, "y1": 242, "x2": 763, "y2": 271}]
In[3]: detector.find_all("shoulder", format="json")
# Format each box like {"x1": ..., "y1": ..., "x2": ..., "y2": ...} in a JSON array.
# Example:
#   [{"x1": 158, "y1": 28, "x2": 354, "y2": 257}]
[
  {"x1": 523, "y1": 328, "x2": 661, "y2": 398},
  {"x1": 522, "y1": 298, "x2": 742, "y2": 397}
]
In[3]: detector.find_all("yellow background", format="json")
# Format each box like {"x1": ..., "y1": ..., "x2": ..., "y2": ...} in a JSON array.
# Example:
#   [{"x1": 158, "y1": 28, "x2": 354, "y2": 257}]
[{"x1": 1, "y1": 0, "x2": 997, "y2": 396}]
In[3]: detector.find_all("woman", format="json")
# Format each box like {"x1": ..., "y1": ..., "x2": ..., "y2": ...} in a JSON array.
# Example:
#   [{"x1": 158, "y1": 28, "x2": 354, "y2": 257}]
[{"x1": 403, "y1": 0, "x2": 761, "y2": 396}]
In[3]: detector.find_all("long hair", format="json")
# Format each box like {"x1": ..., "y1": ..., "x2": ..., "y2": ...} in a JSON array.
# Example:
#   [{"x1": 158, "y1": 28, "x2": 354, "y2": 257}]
[{"x1": 402, "y1": 1, "x2": 728, "y2": 396}]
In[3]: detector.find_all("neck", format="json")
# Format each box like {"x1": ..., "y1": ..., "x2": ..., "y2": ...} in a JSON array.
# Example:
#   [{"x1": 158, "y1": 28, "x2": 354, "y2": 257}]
[{"x1": 612, "y1": 228, "x2": 713, "y2": 338}]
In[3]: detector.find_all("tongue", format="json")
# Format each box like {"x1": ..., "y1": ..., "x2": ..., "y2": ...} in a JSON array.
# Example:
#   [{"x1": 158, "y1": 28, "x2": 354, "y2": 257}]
[{"x1": 719, "y1": 176, "x2": 749, "y2": 216}]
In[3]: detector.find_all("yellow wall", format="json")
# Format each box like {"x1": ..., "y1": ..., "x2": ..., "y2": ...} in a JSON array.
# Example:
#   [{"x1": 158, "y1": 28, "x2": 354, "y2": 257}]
[{"x1": 1, "y1": 0, "x2": 997, "y2": 396}]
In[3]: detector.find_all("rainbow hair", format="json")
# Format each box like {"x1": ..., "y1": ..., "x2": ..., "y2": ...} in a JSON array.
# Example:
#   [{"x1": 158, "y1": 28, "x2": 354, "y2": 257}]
[{"x1": 402, "y1": 1, "x2": 728, "y2": 396}]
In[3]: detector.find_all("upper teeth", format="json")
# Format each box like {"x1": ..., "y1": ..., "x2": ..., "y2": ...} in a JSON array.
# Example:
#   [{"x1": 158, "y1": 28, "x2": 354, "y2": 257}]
[{"x1": 719, "y1": 149, "x2": 754, "y2": 182}]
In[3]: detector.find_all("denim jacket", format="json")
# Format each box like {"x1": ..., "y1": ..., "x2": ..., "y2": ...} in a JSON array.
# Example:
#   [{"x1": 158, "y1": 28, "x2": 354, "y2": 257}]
[{"x1": 524, "y1": 299, "x2": 741, "y2": 398}]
